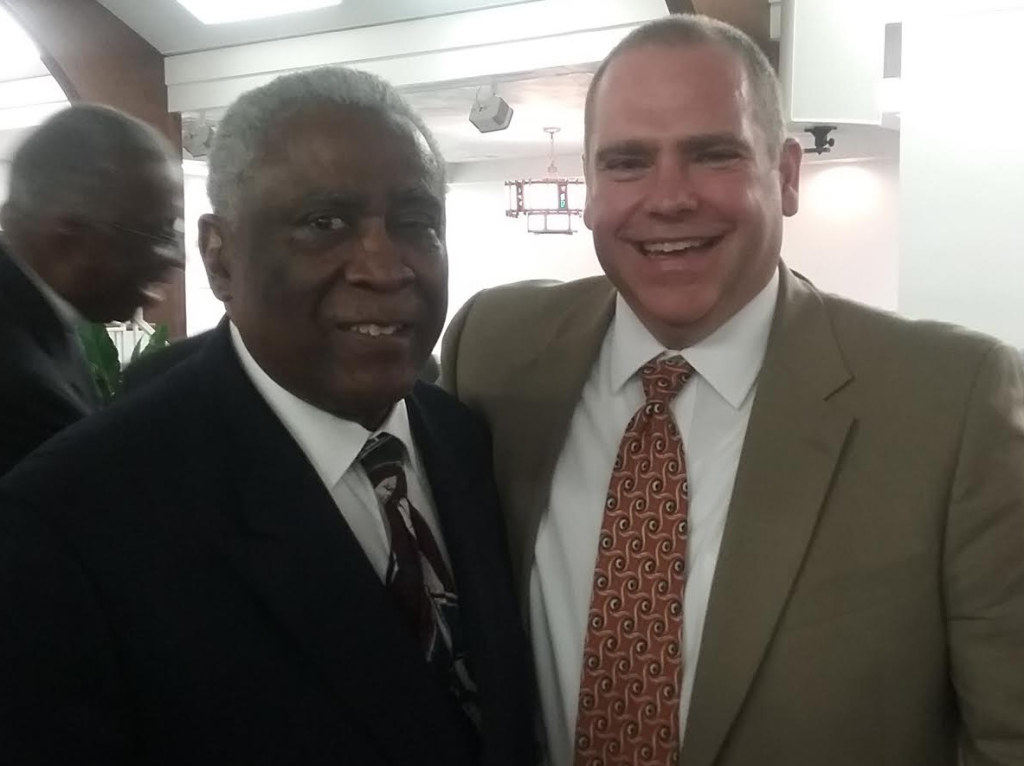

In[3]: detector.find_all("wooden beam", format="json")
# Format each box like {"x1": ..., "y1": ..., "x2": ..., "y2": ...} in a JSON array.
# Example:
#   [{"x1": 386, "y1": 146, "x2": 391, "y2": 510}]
[
  {"x1": 693, "y1": 0, "x2": 771, "y2": 50},
  {"x1": 665, "y1": 0, "x2": 697, "y2": 13},
  {"x1": 1, "y1": 0, "x2": 187, "y2": 338}
]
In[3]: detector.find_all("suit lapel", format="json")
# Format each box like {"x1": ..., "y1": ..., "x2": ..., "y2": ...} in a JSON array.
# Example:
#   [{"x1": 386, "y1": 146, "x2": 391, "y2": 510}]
[
  {"x1": 501, "y1": 280, "x2": 616, "y2": 593},
  {"x1": 681, "y1": 267, "x2": 855, "y2": 766},
  {"x1": 406, "y1": 389, "x2": 510, "y2": 752},
  {"x1": 201, "y1": 326, "x2": 473, "y2": 765},
  {"x1": 0, "y1": 248, "x2": 97, "y2": 413}
]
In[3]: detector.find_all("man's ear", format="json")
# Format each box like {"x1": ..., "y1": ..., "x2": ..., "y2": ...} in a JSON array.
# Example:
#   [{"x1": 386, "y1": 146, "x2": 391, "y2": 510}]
[
  {"x1": 779, "y1": 137, "x2": 803, "y2": 218},
  {"x1": 198, "y1": 214, "x2": 233, "y2": 303}
]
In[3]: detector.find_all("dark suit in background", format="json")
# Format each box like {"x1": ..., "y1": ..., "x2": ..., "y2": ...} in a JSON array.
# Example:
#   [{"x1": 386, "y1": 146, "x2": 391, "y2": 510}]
[
  {"x1": 0, "y1": 244, "x2": 98, "y2": 476},
  {"x1": 0, "y1": 104, "x2": 185, "y2": 476},
  {"x1": 0, "y1": 323, "x2": 533, "y2": 765}
]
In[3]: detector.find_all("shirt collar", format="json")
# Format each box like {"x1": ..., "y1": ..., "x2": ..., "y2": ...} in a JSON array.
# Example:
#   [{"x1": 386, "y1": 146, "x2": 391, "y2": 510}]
[
  {"x1": 229, "y1": 323, "x2": 418, "y2": 488},
  {"x1": 608, "y1": 267, "x2": 779, "y2": 409},
  {"x1": 8, "y1": 251, "x2": 82, "y2": 329}
]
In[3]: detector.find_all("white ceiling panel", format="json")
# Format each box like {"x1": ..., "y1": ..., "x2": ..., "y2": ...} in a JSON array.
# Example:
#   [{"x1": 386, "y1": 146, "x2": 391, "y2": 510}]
[{"x1": 96, "y1": 0, "x2": 541, "y2": 55}]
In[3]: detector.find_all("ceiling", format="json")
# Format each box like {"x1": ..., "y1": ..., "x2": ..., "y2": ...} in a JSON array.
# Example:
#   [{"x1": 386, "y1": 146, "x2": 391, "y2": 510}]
[
  {"x1": 2, "y1": 0, "x2": 899, "y2": 169},
  {"x1": 182, "y1": 67, "x2": 899, "y2": 168},
  {"x1": 96, "y1": 0, "x2": 540, "y2": 55},
  {"x1": 404, "y1": 71, "x2": 590, "y2": 164},
  {"x1": 96, "y1": 0, "x2": 899, "y2": 167},
  {"x1": 178, "y1": 67, "x2": 593, "y2": 165}
]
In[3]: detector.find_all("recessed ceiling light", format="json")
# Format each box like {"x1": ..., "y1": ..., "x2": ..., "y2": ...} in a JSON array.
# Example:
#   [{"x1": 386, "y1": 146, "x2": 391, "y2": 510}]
[{"x1": 176, "y1": 0, "x2": 342, "y2": 25}]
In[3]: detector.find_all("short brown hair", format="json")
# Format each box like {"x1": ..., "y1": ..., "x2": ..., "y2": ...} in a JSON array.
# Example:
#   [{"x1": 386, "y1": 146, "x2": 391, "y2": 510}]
[{"x1": 583, "y1": 15, "x2": 785, "y2": 157}]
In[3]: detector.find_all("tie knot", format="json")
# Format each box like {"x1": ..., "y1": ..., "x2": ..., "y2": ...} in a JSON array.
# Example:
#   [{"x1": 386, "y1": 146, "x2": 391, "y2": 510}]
[
  {"x1": 358, "y1": 432, "x2": 404, "y2": 473},
  {"x1": 640, "y1": 355, "x2": 693, "y2": 403}
]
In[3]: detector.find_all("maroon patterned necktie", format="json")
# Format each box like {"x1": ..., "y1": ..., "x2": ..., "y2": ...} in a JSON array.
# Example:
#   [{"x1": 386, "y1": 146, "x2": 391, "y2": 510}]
[
  {"x1": 358, "y1": 433, "x2": 479, "y2": 727},
  {"x1": 574, "y1": 355, "x2": 694, "y2": 766}
]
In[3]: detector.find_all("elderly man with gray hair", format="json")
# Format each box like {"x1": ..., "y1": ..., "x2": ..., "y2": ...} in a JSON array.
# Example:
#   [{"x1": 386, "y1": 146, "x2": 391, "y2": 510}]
[
  {"x1": 0, "y1": 104, "x2": 184, "y2": 476},
  {"x1": 0, "y1": 67, "x2": 535, "y2": 766}
]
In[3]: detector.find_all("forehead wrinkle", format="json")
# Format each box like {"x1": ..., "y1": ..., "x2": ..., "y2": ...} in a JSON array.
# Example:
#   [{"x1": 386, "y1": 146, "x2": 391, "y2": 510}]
[
  {"x1": 594, "y1": 56, "x2": 762, "y2": 159},
  {"x1": 237, "y1": 106, "x2": 444, "y2": 219}
]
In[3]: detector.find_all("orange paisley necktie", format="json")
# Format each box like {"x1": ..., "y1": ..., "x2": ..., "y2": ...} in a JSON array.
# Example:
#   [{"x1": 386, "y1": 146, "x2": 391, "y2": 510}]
[{"x1": 573, "y1": 355, "x2": 694, "y2": 766}]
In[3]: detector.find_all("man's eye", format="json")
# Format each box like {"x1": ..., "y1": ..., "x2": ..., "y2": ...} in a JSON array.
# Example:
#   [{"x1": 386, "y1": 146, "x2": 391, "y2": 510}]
[
  {"x1": 698, "y1": 150, "x2": 741, "y2": 164},
  {"x1": 604, "y1": 157, "x2": 646, "y2": 171},
  {"x1": 390, "y1": 213, "x2": 440, "y2": 236},
  {"x1": 307, "y1": 215, "x2": 347, "y2": 232}
]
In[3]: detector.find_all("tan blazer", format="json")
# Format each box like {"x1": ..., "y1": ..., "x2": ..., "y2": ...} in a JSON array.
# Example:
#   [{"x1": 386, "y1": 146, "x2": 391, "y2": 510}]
[{"x1": 441, "y1": 265, "x2": 1024, "y2": 766}]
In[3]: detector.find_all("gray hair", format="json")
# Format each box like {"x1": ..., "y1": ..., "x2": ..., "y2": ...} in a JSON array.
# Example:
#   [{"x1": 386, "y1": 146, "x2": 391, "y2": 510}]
[
  {"x1": 4, "y1": 104, "x2": 176, "y2": 226},
  {"x1": 207, "y1": 66, "x2": 446, "y2": 219},
  {"x1": 584, "y1": 15, "x2": 786, "y2": 157}
]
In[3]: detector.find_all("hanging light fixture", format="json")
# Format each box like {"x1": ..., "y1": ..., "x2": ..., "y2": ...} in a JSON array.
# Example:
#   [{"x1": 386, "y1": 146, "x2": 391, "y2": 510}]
[{"x1": 505, "y1": 127, "x2": 585, "y2": 235}]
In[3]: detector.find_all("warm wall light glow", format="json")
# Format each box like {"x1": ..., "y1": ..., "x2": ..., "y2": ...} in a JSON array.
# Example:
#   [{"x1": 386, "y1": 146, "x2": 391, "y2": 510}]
[
  {"x1": 805, "y1": 166, "x2": 881, "y2": 222},
  {"x1": 0, "y1": 8, "x2": 40, "y2": 79},
  {"x1": 176, "y1": 0, "x2": 342, "y2": 25}
]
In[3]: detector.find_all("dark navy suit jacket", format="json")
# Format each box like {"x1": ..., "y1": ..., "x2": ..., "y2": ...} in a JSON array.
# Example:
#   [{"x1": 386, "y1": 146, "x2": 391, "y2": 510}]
[
  {"x1": 0, "y1": 244, "x2": 98, "y2": 476},
  {"x1": 0, "y1": 322, "x2": 535, "y2": 766}
]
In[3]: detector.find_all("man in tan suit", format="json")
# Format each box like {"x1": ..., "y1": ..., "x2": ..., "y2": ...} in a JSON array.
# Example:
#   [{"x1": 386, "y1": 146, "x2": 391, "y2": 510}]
[{"x1": 441, "y1": 14, "x2": 1024, "y2": 766}]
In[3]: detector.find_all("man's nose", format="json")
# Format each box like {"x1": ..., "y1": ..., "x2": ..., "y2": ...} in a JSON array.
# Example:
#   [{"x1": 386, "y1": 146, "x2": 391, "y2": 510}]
[
  {"x1": 347, "y1": 216, "x2": 415, "y2": 291},
  {"x1": 644, "y1": 159, "x2": 699, "y2": 217}
]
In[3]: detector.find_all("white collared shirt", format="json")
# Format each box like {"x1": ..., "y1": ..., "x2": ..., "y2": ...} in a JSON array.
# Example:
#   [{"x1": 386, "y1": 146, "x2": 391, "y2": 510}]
[
  {"x1": 530, "y1": 269, "x2": 779, "y2": 766},
  {"x1": 229, "y1": 323, "x2": 450, "y2": 578}
]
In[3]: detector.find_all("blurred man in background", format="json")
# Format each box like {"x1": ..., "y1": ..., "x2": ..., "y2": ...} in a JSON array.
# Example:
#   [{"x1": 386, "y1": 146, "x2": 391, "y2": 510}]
[{"x1": 0, "y1": 104, "x2": 183, "y2": 475}]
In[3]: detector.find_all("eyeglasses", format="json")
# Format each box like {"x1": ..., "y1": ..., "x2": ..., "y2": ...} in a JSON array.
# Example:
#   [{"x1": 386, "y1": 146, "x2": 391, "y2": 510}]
[{"x1": 107, "y1": 219, "x2": 186, "y2": 263}]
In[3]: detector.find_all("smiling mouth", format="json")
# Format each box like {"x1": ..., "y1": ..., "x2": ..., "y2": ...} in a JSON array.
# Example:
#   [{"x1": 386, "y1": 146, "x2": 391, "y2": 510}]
[
  {"x1": 635, "y1": 236, "x2": 724, "y2": 256},
  {"x1": 339, "y1": 322, "x2": 412, "y2": 338}
]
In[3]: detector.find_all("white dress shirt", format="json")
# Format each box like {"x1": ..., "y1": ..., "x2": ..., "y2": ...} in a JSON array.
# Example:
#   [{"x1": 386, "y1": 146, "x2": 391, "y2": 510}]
[
  {"x1": 229, "y1": 323, "x2": 450, "y2": 578},
  {"x1": 530, "y1": 269, "x2": 779, "y2": 766}
]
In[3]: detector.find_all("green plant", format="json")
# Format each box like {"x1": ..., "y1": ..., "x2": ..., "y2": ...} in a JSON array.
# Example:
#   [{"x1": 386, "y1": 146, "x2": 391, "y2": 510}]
[
  {"x1": 132, "y1": 323, "x2": 170, "y2": 365},
  {"x1": 78, "y1": 322, "x2": 170, "y2": 403}
]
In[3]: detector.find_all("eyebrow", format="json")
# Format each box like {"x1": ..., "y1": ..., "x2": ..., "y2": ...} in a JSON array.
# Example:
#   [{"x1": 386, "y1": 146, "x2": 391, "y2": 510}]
[
  {"x1": 594, "y1": 140, "x2": 654, "y2": 165},
  {"x1": 391, "y1": 182, "x2": 442, "y2": 204},
  {"x1": 594, "y1": 132, "x2": 752, "y2": 164},
  {"x1": 681, "y1": 133, "x2": 752, "y2": 154},
  {"x1": 281, "y1": 186, "x2": 442, "y2": 219}
]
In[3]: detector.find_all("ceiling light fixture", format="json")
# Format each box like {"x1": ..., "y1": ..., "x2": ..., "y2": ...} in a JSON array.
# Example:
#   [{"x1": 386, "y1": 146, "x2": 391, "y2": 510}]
[
  {"x1": 176, "y1": 0, "x2": 342, "y2": 25},
  {"x1": 505, "y1": 127, "x2": 585, "y2": 235}
]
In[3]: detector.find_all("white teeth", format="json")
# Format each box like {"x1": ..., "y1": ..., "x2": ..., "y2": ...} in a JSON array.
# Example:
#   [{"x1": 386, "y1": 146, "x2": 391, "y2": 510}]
[
  {"x1": 642, "y1": 239, "x2": 713, "y2": 254},
  {"x1": 350, "y1": 323, "x2": 400, "y2": 337}
]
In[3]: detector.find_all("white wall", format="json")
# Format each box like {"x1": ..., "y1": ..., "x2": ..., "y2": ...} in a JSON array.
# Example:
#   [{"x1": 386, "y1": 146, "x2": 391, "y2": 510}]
[
  {"x1": 899, "y1": 3, "x2": 1024, "y2": 347},
  {"x1": 445, "y1": 180, "x2": 601, "y2": 330},
  {"x1": 783, "y1": 159, "x2": 900, "y2": 311},
  {"x1": 181, "y1": 163, "x2": 221, "y2": 335}
]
